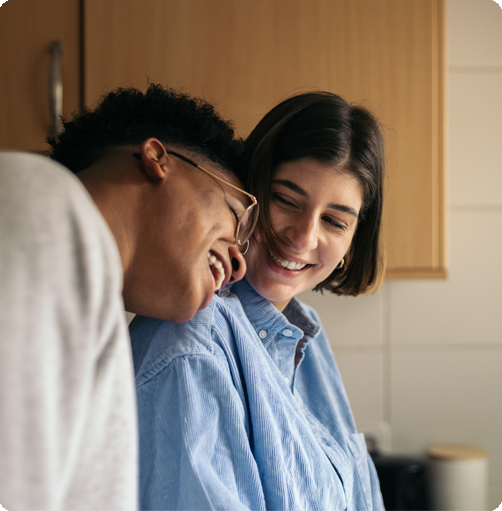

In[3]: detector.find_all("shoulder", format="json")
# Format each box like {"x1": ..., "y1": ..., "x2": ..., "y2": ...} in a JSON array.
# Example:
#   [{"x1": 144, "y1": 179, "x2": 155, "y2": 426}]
[
  {"x1": 0, "y1": 151, "x2": 96, "y2": 214},
  {"x1": 0, "y1": 151, "x2": 124, "y2": 351},
  {"x1": 1, "y1": 150, "x2": 119, "y2": 263},
  {"x1": 131, "y1": 293, "x2": 245, "y2": 385},
  {"x1": 0, "y1": 151, "x2": 117, "y2": 262}
]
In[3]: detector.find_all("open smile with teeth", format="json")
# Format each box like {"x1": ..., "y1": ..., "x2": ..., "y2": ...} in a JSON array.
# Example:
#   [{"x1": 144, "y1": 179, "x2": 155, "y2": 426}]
[
  {"x1": 267, "y1": 248, "x2": 308, "y2": 271},
  {"x1": 207, "y1": 252, "x2": 225, "y2": 291}
]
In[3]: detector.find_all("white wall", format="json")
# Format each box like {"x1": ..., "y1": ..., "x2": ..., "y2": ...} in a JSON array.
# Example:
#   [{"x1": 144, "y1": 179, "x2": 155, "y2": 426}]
[{"x1": 298, "y1": 0, "x2": 502, "y2": 508}]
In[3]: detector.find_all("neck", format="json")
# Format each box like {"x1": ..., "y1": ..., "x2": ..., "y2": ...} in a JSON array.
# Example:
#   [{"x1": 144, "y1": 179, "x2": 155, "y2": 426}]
[{"x1": 269, "y1": 298, "x2": 292, "y2": 313}]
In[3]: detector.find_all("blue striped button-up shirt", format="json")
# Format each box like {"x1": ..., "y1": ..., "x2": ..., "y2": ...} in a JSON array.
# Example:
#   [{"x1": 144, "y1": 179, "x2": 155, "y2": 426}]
[{"x1": 130, "y1": 279, "x2": 384, "y2": 510}]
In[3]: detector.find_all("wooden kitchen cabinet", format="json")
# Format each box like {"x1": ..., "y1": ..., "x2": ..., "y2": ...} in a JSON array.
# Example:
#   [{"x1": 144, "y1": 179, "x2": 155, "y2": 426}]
[
  {"x1": 0, "y1": 0, "x2": 80, "y2": 152},
  {"x1": 84, "y1": 0, "x2": 446, "y2": 279},
  {"x1": 0, "y1": 0, "x2": 446, "y2": 278}
]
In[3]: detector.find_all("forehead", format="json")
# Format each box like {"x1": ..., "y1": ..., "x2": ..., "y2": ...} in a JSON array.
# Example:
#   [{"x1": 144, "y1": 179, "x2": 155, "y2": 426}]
[{"x1": 274, "y1": 158, "x2": 364, "y2": 209}]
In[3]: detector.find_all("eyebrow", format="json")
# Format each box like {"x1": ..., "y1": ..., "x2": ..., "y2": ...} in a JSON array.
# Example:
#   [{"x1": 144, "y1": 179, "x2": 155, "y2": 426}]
[{"x1": 272, "y1": 179, "x2": 360, "y2": 218}]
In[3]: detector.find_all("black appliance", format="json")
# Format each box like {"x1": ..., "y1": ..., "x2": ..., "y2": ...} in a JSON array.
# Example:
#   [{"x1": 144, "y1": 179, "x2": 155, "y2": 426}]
[{"x1": 371, "y1": 452, "x2": 431, "y2": 510}]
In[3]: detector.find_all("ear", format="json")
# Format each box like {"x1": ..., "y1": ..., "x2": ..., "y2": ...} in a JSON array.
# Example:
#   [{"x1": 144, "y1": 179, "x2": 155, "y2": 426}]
[{"x1": 139, "y1": 138, "x2": 169, "y2": 179}]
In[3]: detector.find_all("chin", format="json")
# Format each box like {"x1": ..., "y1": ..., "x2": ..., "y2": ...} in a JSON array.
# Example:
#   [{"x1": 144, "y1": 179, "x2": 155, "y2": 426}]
[
  {"x1": 162, "y1": 303, "x2": 199, "y2": 324},
  {"x1": 141, "y1": 296, "x2": 201, "y2": 324},
  {"x1": 167, "y1": 278, "x2": 214, "y2": 323},
  {"x1": 248, "y1": 276, "x2": 295, "y2": 304}
]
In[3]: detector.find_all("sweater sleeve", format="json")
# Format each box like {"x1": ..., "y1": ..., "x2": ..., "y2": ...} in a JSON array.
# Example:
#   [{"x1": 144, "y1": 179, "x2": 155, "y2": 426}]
[{"x1": 136, "y1": 351, "x2": 266, "y2": 511}]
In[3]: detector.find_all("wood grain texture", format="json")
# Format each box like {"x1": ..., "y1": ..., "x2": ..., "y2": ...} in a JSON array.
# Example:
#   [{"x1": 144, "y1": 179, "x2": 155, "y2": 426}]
[
  {"x1": 0, "y1": 0, "x2": 80, "y2": 152},
  {"x1": 84, "y1": 0, "x2": 446, "y2": 276}
]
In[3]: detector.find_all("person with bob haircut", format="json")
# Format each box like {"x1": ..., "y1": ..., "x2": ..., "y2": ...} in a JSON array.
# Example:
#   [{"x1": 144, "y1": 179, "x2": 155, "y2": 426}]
[{"x1": 130, "y1": 91, "x2": 385, "y2": 510}]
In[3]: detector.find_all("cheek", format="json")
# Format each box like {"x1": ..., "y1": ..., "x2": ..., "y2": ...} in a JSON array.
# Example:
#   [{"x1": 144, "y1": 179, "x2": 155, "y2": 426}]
[
  {"x1": 244, "y1": 228, "x2": 273, "y2": 283},
  {"x1": 245, "y1": 231, "x2": 263, "y2": 266},
  {"x1": 267, "y1": 205, "x2": 287, "y2": 232},
  {"x1": 246, "y1": 224, "x2": 266, "y2": 254},
  {"x1": 253, "y1": 207, "x2": 288, "y2": 250},
  {"x1": 320, "y1": 235, "x2": 353, "y2": 270}
]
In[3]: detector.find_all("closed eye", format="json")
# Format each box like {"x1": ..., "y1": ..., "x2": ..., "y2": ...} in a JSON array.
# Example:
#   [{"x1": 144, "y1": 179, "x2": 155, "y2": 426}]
[
  {"x1": 226, "y1": 198, "x2": 243, "y2": 226},
  {"x1": 272, "y1": 193, "x2": 297, "y2": 208},
  {"x1": 322, "y1": 215, "x2": 347, "y2": 231}
]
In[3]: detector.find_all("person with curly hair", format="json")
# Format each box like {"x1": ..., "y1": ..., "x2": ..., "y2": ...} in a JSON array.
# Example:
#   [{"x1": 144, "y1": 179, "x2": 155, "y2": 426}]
[{"x1": 0, "y1": 84, "x2": 257, "y2": 510}]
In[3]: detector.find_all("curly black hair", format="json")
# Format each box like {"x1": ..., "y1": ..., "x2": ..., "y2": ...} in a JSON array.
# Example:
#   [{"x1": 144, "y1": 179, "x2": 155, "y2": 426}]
[{"x1": 47, "y1": 83, "x2": 247, "y2": 177}]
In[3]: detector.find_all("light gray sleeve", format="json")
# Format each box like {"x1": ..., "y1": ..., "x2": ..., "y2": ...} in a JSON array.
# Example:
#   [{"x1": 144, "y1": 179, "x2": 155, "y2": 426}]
[{"x1": 0, "y1": 152, "x2": 138, "y2": 511}]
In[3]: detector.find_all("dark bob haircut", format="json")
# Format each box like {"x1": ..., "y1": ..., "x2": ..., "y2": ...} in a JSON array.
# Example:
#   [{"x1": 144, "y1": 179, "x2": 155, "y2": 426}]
[
  {"x1": 47, "y1": 83, "x2": 247, "y2": 178},
  {"x1": 244, "y1": 91, "x2": 385, "y2": 296}
]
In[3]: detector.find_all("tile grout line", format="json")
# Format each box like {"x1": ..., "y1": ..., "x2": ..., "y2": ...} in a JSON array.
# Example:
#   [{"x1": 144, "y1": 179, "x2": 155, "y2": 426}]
[
  {"x1": 449, "y1": 64, "x2": 502, "y2": 73},
  {"x1": 331, "y1": 342, "x2": 502, "y2": 352},
  {"x1": 386, "y1": 343, "x2": 502, "y2": 352}
]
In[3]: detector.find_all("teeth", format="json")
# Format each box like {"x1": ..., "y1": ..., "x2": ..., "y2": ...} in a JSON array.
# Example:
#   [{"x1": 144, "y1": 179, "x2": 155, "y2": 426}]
[
  {"x1": 268, "y1": 249, "x2": 307, "y2": 271},
  {"x1": 207, "y1": 252, "x2": 225, "y2": 291}
]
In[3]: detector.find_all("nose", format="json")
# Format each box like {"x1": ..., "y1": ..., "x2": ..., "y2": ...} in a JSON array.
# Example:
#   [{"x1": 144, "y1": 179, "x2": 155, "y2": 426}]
[
  {"x1": 284, "y1": 215, "x2": 318, "y2": 252},
  {"x1": 227, "y1": 245, "x2": 246, "y2": 283}
]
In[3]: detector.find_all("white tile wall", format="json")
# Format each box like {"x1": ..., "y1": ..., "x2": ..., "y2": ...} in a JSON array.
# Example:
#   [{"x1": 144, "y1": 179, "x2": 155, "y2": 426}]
[
  {"x1": 297, "y1": 289, "x2": 383, "y2": 346},
  {"x1": 331, "y1": 348, "x2": 384, "y2": 422},
  {"x1": 449, "y1": 72, "x2": 502, "y2": 206},
  {"x1": 389, "y1": 210, "x2": 502, "y2": 346},
  {"x1": 390, "y1": 348, "x2": 502, "y2": 479},
  {"x1": 448, "y1": 0, "x2": 502, "y2": 65},
  {"x1": 301, "y1": 1, "x2": 502, "y2": 508}
]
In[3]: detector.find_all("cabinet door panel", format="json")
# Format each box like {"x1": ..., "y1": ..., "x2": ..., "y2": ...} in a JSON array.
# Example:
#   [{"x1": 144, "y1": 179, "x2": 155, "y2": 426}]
[
  {"x1": 84, "y1": 0, "x2": 445, "y2": 277},
  {"x1": 0, "y1": 0, "x2": 80, "y2": 152}
]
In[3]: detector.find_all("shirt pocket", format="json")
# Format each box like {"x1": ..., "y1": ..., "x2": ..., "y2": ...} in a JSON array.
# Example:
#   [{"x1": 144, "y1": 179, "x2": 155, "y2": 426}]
[{"x1": 347, "y1": 432, "x2": 372, "y2": 510}]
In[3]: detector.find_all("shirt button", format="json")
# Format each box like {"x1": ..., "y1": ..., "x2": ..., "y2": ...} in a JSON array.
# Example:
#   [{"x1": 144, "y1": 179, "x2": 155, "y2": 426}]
[
  {"x1": 258, "y1": 330, "x2": 267, "y2": 339},
  {"x1": 284, "y1": 376, "x2": 289, "y2": 384},
  {"x1": 283, "y1": 329, "x2": 293, "y2": 337}
]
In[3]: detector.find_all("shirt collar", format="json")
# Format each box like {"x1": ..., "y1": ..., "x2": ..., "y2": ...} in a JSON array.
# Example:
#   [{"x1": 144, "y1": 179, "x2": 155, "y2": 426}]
[
  {"x1": 282, "y1": 299, "x2": 320, "y2": 339},
  {"x1": 230, "y1": 279, "x2": 320, "y2": 345}
]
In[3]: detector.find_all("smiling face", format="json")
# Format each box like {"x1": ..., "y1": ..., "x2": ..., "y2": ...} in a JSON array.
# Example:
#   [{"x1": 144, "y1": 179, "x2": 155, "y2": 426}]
[
  {"x1": 121, "y1": 145, "x2": 250, "y2": 323},
  {"x1": 244, "y1": 158, "x2": 364, "y2": 311}
]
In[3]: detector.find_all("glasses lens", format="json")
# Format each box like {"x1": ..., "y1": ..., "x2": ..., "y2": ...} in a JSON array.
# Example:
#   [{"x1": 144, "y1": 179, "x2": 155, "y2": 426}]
[{"x1": 236, "y1": 203, "x2": 259, "y2": 246}]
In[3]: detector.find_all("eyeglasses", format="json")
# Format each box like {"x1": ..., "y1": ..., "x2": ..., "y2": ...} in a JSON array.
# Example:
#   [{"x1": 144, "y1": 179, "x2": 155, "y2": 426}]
[{"x1": 134, "y1": 150, "x2": 259, "y2": 254}]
